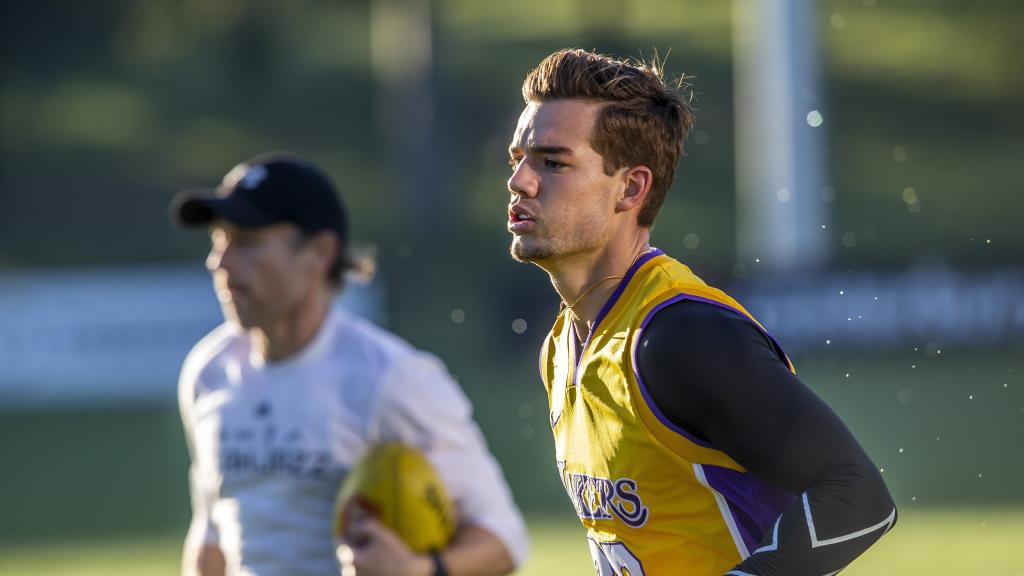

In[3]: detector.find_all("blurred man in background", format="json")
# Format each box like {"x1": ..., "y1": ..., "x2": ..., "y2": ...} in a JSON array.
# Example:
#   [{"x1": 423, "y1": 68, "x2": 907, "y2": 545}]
[
  {"x1": 172, "y1": 152, "x2": 527, "y2": 576},
  {"x1": 505, "y1": 49, "x2": 896, "y2": 575}
]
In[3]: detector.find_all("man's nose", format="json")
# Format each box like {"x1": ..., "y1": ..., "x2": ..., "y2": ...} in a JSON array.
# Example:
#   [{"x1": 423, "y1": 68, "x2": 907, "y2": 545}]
[
  {"x1": 205, "y1": 249, "x2": 221, "y2": 273},
  {"x1": 507, "y1": 161, "x2": 537, "y2": 198},
  {"x1": 206, "y1": 243, "x2": 234, "y2": 273}
]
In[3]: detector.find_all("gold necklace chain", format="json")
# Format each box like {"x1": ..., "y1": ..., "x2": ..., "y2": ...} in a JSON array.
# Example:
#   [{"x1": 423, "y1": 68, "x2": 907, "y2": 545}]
[
  {"x1": 564, "y1": 246, "x2": 654, "y2": 314},
  {"x1": 564, "y1": 274, "x2": 623, "y2": 312}
]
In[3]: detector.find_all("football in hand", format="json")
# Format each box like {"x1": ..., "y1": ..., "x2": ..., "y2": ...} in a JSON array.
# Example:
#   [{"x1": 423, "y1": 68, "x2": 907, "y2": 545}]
[{"x1": 333, "y1": 443, "x2": 457, "y2": 552}]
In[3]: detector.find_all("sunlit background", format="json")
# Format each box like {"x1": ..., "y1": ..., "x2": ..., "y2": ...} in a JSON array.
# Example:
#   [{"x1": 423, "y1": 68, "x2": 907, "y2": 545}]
[{"x1": 1, "y1": 0, "x2": 1021, "y2": 574}]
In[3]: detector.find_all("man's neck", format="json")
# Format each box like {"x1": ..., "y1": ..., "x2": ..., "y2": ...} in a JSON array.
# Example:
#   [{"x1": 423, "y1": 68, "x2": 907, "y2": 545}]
[
  {"x1": 546, "y1": 233, "x2": 651, "y2": 334},
  {"x1": 250, "y1": 289, "x2": 332, "y2": 363}
]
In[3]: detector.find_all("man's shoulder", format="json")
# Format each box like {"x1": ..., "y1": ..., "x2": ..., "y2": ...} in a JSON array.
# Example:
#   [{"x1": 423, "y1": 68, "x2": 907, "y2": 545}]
[
  {"x1": 180, "y1": 323, "x2": 245, "y2": 386},
  {"x1": 190, "y1": 321, "x2": 244, "y2": 361},
  {"x1": 331, "y1": 314, "x2": 472, "y2": 430},
  {"x1": 328, "y1": 311, "x2": 443, "y2": 376},
  {"x1": 641, "y1": 298, "x2": 758, "y2": 350}
]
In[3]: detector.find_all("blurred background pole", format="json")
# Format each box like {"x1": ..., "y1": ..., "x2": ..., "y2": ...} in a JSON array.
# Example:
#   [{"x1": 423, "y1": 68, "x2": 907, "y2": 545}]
[
  {"x1": 371, "y1": 0, "x2": 439, "y2": 239},
  {"x1": 733, "y1": 0, "x2": 827, "y2": 274}
]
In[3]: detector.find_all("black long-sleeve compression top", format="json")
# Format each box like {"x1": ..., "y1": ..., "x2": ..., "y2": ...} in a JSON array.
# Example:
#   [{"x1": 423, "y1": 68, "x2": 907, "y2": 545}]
[{"x1": 635, "y1": 299, "x2": 897, "y2": 575}]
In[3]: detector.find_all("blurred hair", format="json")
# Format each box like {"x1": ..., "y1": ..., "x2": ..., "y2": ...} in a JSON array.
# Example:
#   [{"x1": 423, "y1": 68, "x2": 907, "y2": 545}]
[{"x1": 522, "y1": 48, "x2": 696, "y2": 227}]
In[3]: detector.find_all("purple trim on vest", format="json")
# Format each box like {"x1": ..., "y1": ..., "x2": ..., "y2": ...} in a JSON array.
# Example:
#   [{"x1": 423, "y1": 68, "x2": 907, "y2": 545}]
[
  {"x1": 702, "y1": 464, "x2": 795, "y2": 554},
  {"x1": 631, "y1": 292, "x2": 793, "y2": 447},
  {"x1": 592, "y1": 248, "x2": 664, "y2": 333},
  {"x1": 573, "y1": 248, "x2": 664, "y2": 386}
]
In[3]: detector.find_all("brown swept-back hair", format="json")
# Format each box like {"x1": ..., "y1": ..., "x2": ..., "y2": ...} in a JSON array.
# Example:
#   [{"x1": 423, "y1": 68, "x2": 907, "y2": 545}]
[{"x1": 522, "y1": 48, "x2": 695, "y2": 227}]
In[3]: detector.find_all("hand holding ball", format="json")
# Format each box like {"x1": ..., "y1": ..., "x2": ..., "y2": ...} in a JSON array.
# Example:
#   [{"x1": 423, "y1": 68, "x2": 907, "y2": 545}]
[{"x1": 334, "y1": 443, "x2": 457, "y2": 553}]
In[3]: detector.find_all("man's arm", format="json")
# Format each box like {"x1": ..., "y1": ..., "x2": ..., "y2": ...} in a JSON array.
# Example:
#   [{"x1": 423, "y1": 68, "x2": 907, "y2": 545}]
[
  {"x1": 178, "y1": 358, "x2": 225, "y2": 576},
  {"x1": 182, "y1": 542, "x2": 226, "y2": 576},
  {"x1": 180, "y1": 462, "x2": 226, "y2": 576},
  {"x1": 350, "y1": 351, "x2": 528, "y2": 575},
  {"x1": 637, "y1": 299, "x2": 896, "y2": 575}
]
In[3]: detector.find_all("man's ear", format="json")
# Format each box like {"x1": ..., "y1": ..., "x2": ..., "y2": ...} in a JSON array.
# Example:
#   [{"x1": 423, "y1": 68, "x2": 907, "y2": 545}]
[
  {"x1": 616, "y1": 165, "x2": 653, "y2": 214},
  {"x1": 309, "y1": 230, "x2": 339, "y2": 276}
]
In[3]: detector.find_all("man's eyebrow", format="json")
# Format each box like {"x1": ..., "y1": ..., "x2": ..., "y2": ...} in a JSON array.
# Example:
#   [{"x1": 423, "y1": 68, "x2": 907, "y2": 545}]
[
  {"x1": 530, "y1": 144, "x2": 574, "y2": 156},
  {"x1": 509, "y1": 143, "x2": 574, "y2": 156},
  {"x1": 505, "y1": 140, "x2": 577, "y2": 155}
]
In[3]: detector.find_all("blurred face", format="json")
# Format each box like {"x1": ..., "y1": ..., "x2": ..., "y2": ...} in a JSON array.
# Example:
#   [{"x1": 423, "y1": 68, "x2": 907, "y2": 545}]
[
  {"x1": 506, "y1": 99, "x2": 623, "y2": 266},
  {"x1": 206, "y1": 222, "x2": 322, "y2": 329}
]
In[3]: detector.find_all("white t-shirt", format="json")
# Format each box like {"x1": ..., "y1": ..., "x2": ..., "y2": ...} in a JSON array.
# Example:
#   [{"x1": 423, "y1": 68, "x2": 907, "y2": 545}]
[{"x1": 179, "y1": 307, "x2": 529, "y2": 576}]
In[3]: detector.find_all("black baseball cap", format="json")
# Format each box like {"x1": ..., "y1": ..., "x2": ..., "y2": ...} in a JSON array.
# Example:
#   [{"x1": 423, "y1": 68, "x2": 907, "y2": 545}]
[{"x1": 171, "y1": 152, "x2": 348, "y2": 245}]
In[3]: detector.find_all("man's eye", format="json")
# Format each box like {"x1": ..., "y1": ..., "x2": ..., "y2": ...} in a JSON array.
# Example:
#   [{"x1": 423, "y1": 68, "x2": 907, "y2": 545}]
[
  {"x1": 544, "y1": 159, "x2": 565, "y2": 169},
  {"x1": 508, "y1": 157, "x2": 521, "y2": 170}
]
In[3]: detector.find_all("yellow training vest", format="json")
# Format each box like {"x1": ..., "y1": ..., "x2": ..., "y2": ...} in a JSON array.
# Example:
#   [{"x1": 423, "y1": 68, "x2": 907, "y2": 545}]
[{"x1": 540, "y1": 249, "x2": 795, "y2": 575}]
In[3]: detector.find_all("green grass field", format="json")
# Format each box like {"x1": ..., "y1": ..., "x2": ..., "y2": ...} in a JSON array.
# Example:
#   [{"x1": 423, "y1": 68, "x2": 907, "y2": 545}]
[
  {"x1": 2, "y1": 508, "x2": 1021, "y2": 575},
  {"x1": 1, "y1": 350, "x2": 1020, "y2": 574}
]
